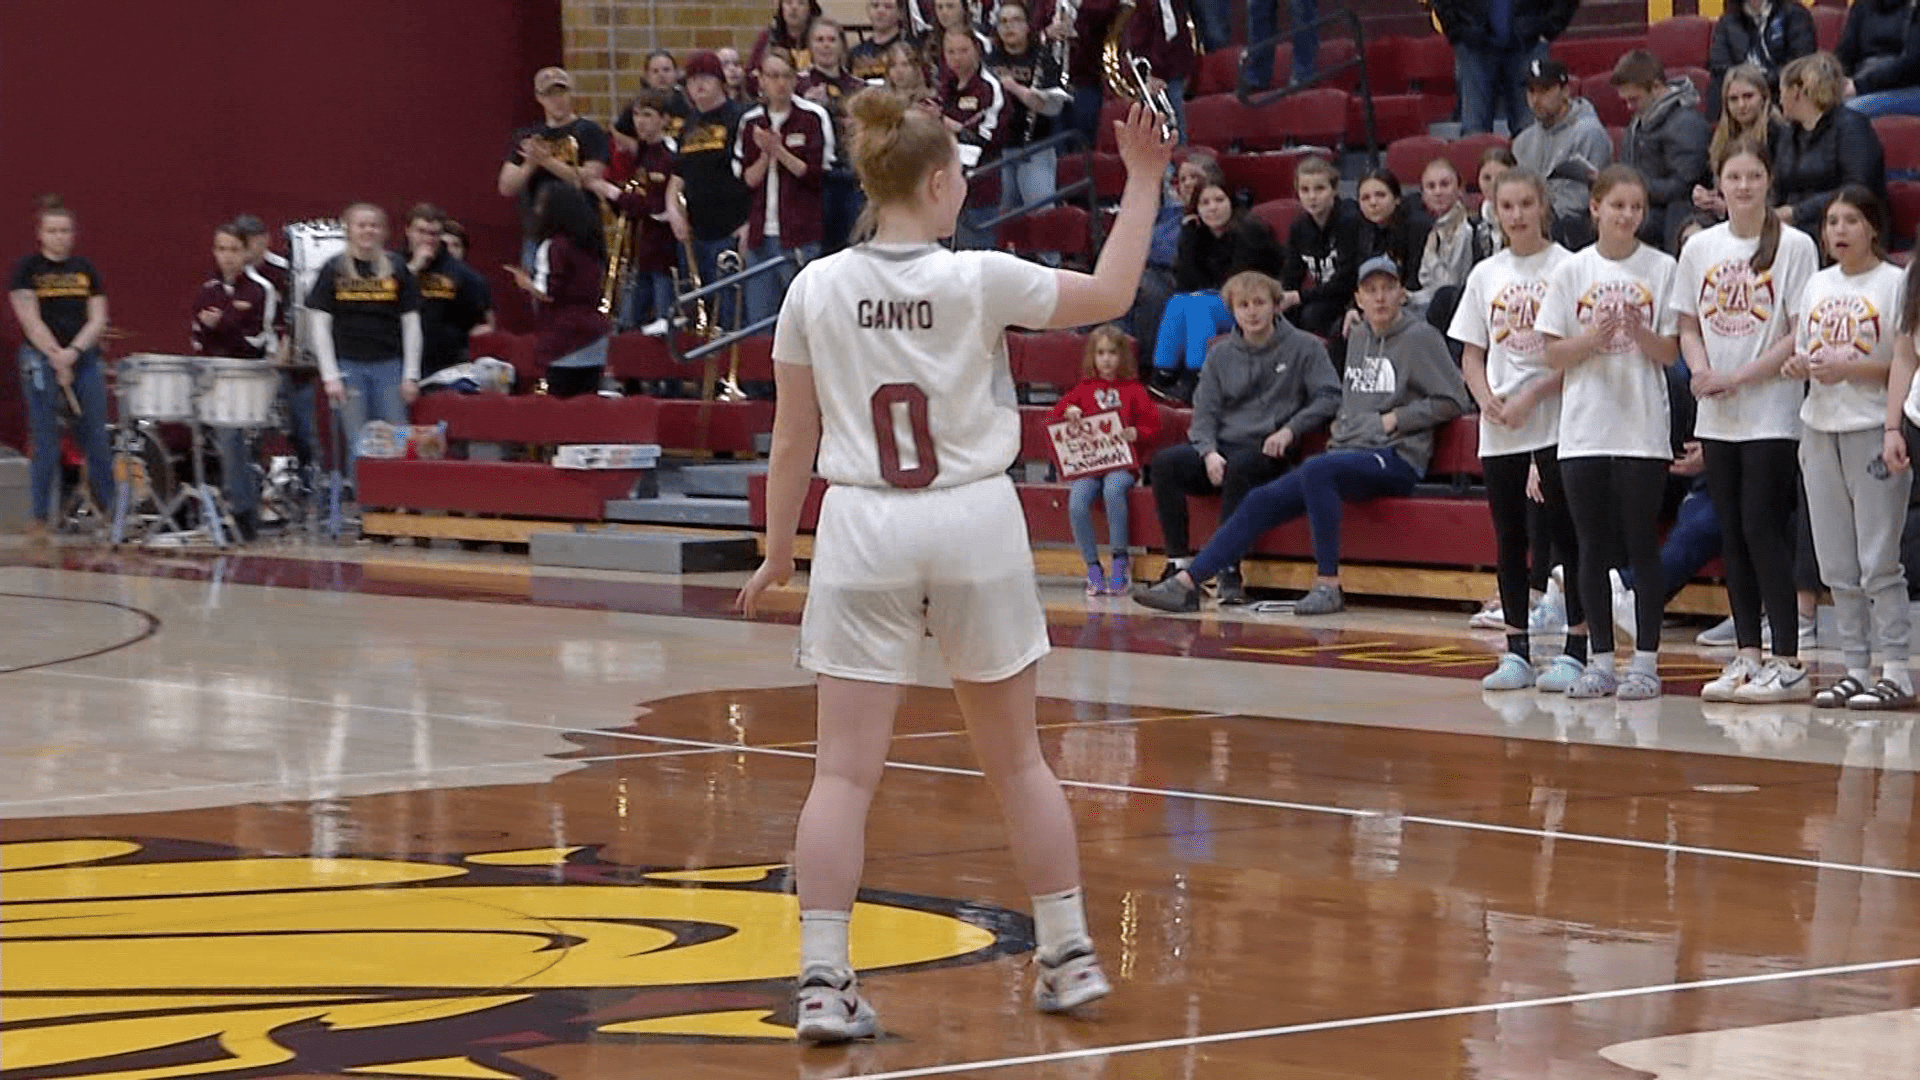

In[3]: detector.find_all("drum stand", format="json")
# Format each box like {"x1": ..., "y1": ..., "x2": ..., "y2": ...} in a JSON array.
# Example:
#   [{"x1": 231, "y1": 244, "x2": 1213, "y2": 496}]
[{"x1": 112, "y1": 420, "x2": 235, "y2": 549}]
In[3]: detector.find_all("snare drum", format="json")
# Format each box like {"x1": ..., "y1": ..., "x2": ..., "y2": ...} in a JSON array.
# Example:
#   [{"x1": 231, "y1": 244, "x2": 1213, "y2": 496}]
[
  {"x1": 119, "y1": 355, "x2": 198, "y2": 422},
  {"x1": 197, "y1": 359, "x2": 280, "y2": 428}
]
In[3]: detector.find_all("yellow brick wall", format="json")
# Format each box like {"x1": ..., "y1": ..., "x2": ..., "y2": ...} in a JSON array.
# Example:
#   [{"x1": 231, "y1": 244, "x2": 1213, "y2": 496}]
[{"x1": 560, "y1": 0, "x2": 866, "y2": 124}]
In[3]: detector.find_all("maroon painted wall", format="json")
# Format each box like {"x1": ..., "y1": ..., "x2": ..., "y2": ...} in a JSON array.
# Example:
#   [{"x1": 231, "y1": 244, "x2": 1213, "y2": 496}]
[{"x1": 0, "y1": 0, "x2": 562, "y2": 451}]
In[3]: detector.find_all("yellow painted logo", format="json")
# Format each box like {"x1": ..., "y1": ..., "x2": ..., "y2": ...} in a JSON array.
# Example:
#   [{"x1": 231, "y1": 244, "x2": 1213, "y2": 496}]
[{"x1": 0, "y1": 839, "x2": 1025, "y2": 1079}]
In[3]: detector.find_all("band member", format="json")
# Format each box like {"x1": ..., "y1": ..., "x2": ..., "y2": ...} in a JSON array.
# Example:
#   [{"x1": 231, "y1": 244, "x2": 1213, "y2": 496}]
[
  {"x1": 849, "y1": 0, "x2": 914, "y2": 81},
  {"x1": 616, "y1": 50, "x2": 692, "y2": 150},
  {"x1": 938, "y1": 28, "x2": 1008, "y2": 249},
  {"x1": 801, "y1": 17, "x2": 868, "y2": 253},
  {"x1": 307, "y1": 203, "x2": 423, "y2": 478},
  {"x1": 989, "y1": 0, "x2": 1071, "y2": 261},
  {"x1": 738, "y1": 49, "x2": 835, "y2": 327},
  {"x1": 232, "y1": 213, "x2": 313, "y2": 471},
  {"x1": 667, "y1": 51, "x2": 754, "y2": 331},
  {"x1": 192, "y1": 223, "x2": 274, "y2": 541},
  {"x1": 441, "y1": 219, "x2": 473, "y2": 261},
  {"x1": 884, "y1": 39, "x2": 941, "y2": 113},
  {"x1": 507, "y1": 186, "x2": 613, "y2": 399},
  {"x1": 498, "y1": 67, "x2": 611, "y2": 271},
  {"x1": 748, "y1": 0, "x2": 821, "y2": 95},
  {"x1": 404, "y1": 204, "x2": 494, "y2": 381},
  {"x1": 1127, "y1": 0, "x2": 1194, "y2": 140},
  {"x1": 720, "y1": 47, "x2": 753, "y2": 103},
  {"x1": 611, "y1": 90, "x2": 682, "y2": 333},
  {"x1": 7, "y1": 195, "x2": 113, "y2": 539}
]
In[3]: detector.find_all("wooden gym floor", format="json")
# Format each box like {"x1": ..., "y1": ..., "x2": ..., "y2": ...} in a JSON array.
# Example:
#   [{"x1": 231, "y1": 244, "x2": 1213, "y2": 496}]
[{"x1": 2, "y1": 538, "x2": 1917, "y2": 1079}]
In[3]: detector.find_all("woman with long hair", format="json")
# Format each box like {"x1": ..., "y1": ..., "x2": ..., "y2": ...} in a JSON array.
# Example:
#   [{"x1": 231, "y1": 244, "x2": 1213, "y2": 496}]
[
  {"x1": 1451, "y1": 169, "x2": 1586, "y2": 692},
  {"x1": 1537, "y1": 166, "x2": 1682, "y2": 700},
  {"x1": 735, "y1": 90, "x2": 1171, "y2": 1042},
  {"x1": 1675, "y1": 139, "x2": 1820, "y2": 702},
  {"x1": 1151, "y1": 179, "x2": 1284, "y2": 400},
  {"x1": 309, "y1": 202, "x2": 424, "y2": 476},
  {"x1": 1693, "y1": 64, "x2": 1782, "y2": 223},
  {"x1": 507, "y1": 184, "x2": 612, "y2": 399},
  {"x1": 1795, "y1": 186, "x2": 1912, "y2": 708},
  {"x1": 6, "y1": 195, "x2": 114, "y2": 539},
  {"x1": 746, "y1": 0, "x2": 821, "y2": 94}
]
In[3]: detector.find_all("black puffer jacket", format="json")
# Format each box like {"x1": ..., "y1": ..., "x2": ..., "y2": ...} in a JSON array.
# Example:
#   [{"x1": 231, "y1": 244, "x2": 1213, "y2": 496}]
[
  {"x1": 1173, "y1": 215, "x2": 1285, "y2": 293},
  {"x1": 1356, "y1": 215, "x2": 1427, "y2": 290},
  {"x1": 1708, "y1": 1, "x2": 1817, "y2": 85},
  {"x1": 1772, "y1": 107, "x2": 1889, "y2": 233},
  {"x1": 1838, "y1": 0, "x2": 1916, "y2": 80},
  {"x1": 1431, "y1": 0, "x2": 1579, "y2": 51}
]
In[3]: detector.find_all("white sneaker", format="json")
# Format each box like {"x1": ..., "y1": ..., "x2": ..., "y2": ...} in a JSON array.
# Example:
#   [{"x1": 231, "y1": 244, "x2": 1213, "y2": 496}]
[
  {"x1": 1695, "y1": 616, "x2": 1739, "y2": 647},
  {"x1": 794, "y1": 966, "x2": 878, "y2": 1043},
  {"x1": 1469, "y1": 599, "x2": 1506, "y2": 630},
  {"x1": 1701, "y1": 655, "x2": 1762, "y2": 702},
  {"x1": 1034, "y1": 941, "x2": 1111, "y2": 1013},
  {"x1": 639, "y1": 317, "x2": 671, "y2": 337},
  {"x1": 1734, "y1": 658, "x2": 1813, "y2": 703}
]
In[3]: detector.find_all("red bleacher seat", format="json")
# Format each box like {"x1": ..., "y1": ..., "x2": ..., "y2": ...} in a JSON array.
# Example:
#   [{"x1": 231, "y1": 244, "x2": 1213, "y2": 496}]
[
  {"x1": 1445, "y1": 133, "x2": 1512, "y2": 192},
  {"x1": 1251, "y1": 198, "x2": 1305, "y2": 237},
  {"x1": 1814, "y1": 6, "x2": 1845, "y2": 50},
  {"x1": 1194, "y1": 45, "x2": 1243, "y2": 96},
  {"x1": 1580, "y1": 73, "x2": 1632, "y2": 128},
  {"x1": 1220, "y1": 152, "x2": 1311, "y2": 204},
  {"x1": 653, "y1": 398, "x2": 774, "y2": 454},
  {"x1": 606, "y1": 331, "x2": 773, "y2": 385},
  {"x1": 1010, "y1": 330, "x2": 1085, "y2": 389},
  {"x1": 1095, "y1": 99, "x2": 1128, "y2": 153},
  {"x1": 1385, "y1": 135, "x2": 1449, "y2": 187},
  {"x1": 1363, "y1": 36, "x2": 1405, "y2": 94},
  {"x1": 1001, "y1": 205, "x2": 1092, "y2": 258},
  {"x1": 1252, "y1": 88, "x2": 1349, "y2": 150},
  {"x1": 1874, "y1": 115, "x2": 1920, "y2": 174},
  {"x1": 468, "y1": 330, "x2": 539, "y2": 389},
  {"x1": 1353, "y1": 94, "x2": 1429, "y2": 146},
  {"x1": 1677, "y1": 66, "x2": 1710, "y2": 102},
  {"x1": 1314, "y1": 38, "x2": 1360, "y2": 93},
  {"x1": 1398, "y1": 33, "x2": 1456, "y2": 97},
  {"x1": 1646, "y1": 15, "x2": 1713, "y2": 72},
  {"x1": 1057, "y1": 152, "x2": 1125, "y2": 200},
  {"x1": 1186, "y1": 93, "x2": 1254, "y2": 151},
  {"x1": 1889, "y1": 180, "x2": 1920, "y2": 249},
  {"x1": 1550, "y1": 33, "x2": 1648, "y2": 78},
  {"x1": 1609, "y1": 125, "x2": 1627, "y2": 159},
  {"x1": 358, "y1": 460, "x2": 641, "y2": 520},
  {"x1": 411, "y1": 393, "x2": 661, "y2": 445}
]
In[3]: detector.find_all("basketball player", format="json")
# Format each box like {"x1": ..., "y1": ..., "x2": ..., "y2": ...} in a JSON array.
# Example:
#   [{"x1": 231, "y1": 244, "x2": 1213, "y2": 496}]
[{"x1": 735, "y1": 93, "x2": 1172, "y2": 1042}]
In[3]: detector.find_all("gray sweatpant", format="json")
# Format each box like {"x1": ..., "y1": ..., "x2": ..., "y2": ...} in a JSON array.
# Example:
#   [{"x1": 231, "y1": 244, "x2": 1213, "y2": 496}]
[{"x1": 1801, "y1": 427, "x2": 1913, "y2": 672}]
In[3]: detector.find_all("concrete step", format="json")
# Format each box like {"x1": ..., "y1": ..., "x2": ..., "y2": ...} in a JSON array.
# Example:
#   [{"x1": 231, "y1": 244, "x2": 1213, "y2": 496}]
[
  {"x1": 603, "y1": 493, "x2": 755, "y2": 527},
  {"x1": 530, "y1": 528, "x2": 760, "y2": 574},
  {"x1": 661, "y1": 460, "x2": 768, "y2": 500}
]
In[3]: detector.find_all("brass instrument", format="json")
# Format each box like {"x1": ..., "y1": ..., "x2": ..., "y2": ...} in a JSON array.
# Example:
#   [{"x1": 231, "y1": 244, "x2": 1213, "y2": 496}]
[
  {"x1": 1102, "y1": 0, "x2": 1178, "y2": 140},
  {"x1": 668, "y1": 186, "x2": 711, "y2": 340},
  {"x1": 711, "y1": 248, "x2": 748, "y2": 403},
  {"x1": 598, "y1": 175, "x2": 642, "y2": 317}
]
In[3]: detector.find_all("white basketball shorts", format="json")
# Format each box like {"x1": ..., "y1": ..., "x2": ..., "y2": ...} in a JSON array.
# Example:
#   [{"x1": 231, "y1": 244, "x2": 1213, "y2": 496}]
[{"x1": 798, "y1": 474, "x2": 1050, "y2": 684}]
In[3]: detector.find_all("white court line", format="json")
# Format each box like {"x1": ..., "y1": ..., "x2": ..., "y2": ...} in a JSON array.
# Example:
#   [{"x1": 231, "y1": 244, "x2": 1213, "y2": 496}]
[
  {"x1": 845, "y1": 956, "x2": 1920, "y2": 1080},
  {"x1": 24, "y1": 668, "x2": 1920, "y2": 881}
]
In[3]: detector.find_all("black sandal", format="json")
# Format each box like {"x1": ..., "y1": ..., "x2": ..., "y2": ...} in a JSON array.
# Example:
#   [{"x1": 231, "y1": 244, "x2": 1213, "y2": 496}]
[
  {"x1": 1846, "y1": 678, "x2": 1917, "y2": 712},
  {"x1": 1813, "y1": 675, "x2": 1868, "y2": 709}
]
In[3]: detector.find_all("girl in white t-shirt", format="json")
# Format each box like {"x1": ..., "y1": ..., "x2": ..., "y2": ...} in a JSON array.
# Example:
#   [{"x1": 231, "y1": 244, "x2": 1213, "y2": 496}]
[
  {"x1": 1450, "y1": 168, "x2": 1585, "y2": 693},
  {"x1": 1790, "y1": 185, "x2": 1913, "y2": 711},
  {"x1": 1536, "y1": 165, "x2": 1681, "y2": 701},
  {"x1": 1673, "y1": 139, "x2": 1819, "y2": 704},
  {"x1": 733, "y1": 91, "x2": 1171, "y2": 1042}
]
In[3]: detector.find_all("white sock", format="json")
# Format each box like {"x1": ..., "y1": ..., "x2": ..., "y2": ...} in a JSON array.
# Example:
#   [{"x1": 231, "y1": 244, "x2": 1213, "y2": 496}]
[
  {"x1": 1629, "y1": 651, "x2": 1659, "y2": 677},
  {"x1": 1590, "y1": 651, "x2": 1614, "y2": 672},
  {"x1": 1031, "y1": 887, "x2": 1090, "y2": 962},
  {"x1": 1886, "y1": 663, "x2": 1912, "y2": 693},
  {"x1": 1849, "y1": 667, "x2": 1873, "y2": 685},
  {"x1": 800, "y1": 909, "x2": 852, "y2": 974}
]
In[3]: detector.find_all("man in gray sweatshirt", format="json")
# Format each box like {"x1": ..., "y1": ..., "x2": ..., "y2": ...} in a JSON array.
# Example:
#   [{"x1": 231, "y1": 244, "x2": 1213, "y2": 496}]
[
  {"x1": 1513, "y1": 57, "x2": 1613, "y2": 250},
  {"x1": 1136, "y1": 257, "x2": 1472, "y2": 615},
  {"x1": 1148, "y1": 271, "x2": 1342, "y2": 603}
]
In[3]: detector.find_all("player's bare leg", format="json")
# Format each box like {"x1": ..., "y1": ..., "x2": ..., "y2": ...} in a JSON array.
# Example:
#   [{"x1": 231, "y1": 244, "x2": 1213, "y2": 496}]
[{"x1": 952, "y1": 663, "x2": 1111, "y2": 1013}]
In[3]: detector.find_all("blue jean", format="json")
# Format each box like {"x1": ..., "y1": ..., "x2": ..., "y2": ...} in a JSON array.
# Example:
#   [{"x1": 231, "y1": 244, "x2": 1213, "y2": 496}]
[
  {"x1": 216, "y1": 428, "x2": 259, "y2": 515},
  {"x1": 1848, "y1": 86, "x2": 1920, "y2": 119},
  {"x1": 823, "y1": 171, "x2": 865, "y2": 255},
  {"x1": 1070, "y1": 470, "x2": 1135, "y2": 564},
  {"x1": 281, "y1": 374, "x2": 319, "y2": 469},
  {"x1": 1066, "y1": 86, "x2": 1105, "y2": 150},
  {"x1": 956, "y1": 207, "x2": 998, "y2": 251},
  {"x1": 1197, "y1": 0, "x2": 1294, "y2": 87},
  {"x1": 16, "y1": 345, "x2": 114, "y2": 521},
  {"x1": 1190, "y1": 448, "x2": 1419, "y2": 580},
  {"x1": 1153, "y1": 292, "x2": 1232, "y2": 371},
  {"x1": 692, "y1": 235, "x2": 740, "y2": 331},
  {"x1": 1618, "y1": 487, "x2": 1722, "y2": 603},
  {"x1": 1001, "y1": 145, "x2": 1063, "y2": 265},
  {"x1": 622, "y1": 270, "x2": 676, "y2": 330},
  {"x1": 1456, "y1": 40, "x2": 1547, "y2": 135},
  {"x1": 743, "y1": 236, "x2": 817, "y2": 330},
  {"x1": 336, "y1": 357, "x2": 406, "y2": 479}
]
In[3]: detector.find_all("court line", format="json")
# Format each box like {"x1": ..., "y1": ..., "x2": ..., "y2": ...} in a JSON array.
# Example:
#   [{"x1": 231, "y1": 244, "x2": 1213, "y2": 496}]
[
  {"x1": 23, "y1": 669, "x2": 1920, "y2": 881},
  {"x1": 0, "y1": 592, "x2": 161, "y2": 675},
  {"x1": 842, "y1": 955, "x2": 1920, "y2": 1079}
]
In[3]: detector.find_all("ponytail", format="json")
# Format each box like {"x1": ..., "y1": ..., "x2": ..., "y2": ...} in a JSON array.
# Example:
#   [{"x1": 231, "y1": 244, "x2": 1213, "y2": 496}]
[{"x1": 1751, "y1": 205, "x2": 1780, "y2": 276}]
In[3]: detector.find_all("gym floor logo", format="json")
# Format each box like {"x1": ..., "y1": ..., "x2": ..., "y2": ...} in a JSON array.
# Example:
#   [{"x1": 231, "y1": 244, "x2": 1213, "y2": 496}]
[{"x1": 0, "y1": 838, "x2": 1030, "y2": 1080}]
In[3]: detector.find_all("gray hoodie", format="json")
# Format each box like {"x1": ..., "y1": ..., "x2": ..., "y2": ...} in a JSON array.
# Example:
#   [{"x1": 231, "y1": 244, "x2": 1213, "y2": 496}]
[
  {"x1": 1512, "y1": 96, "x2": 1614, "y2": 224},
  {"x1": 1188, "y1": 318, "x2": 1341, "y2": 458},
  {"x1": 1331, "y1": 311, "x2": 1472, "y2": 476}
]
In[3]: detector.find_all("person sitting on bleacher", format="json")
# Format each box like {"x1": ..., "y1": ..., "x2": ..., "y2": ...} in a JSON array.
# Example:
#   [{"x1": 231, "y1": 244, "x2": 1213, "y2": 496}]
[
  {"x1": 1842, "y1": 0, "x2": 1920, "y2": 118},
  {"x1": 1135, "y1": 256, "x2": 1471, "y2": 615},
  {"x1": 1132, "y1": 152, "x2": 1225, "y2": 376},
  {"x1": 1837, "y1": 0, "x2": 1915, "y2": 94},
  {"x1": 1707, "y1": 0, "x2": 1815, "y2": 108},
  {"x1": 1693, "y1": 64, "x2": 1783, "y2": 226},
  {"x1": 1353, "y1": 168, "x2": 1426, "y2": 302},
  {"x1": 1774, "y1": 52, "x2": 1886, "y2": 232},
  {"x1": 1513, "y1": 57, "x2": 1613, "y2": 250},
  {"x1": 1146, "y1": 270, "x2": 1341, "y2": 605},
  {"x1": 1151, "y1": 177, "x2": 1285, "y2": 401},
  {"x1": 1407, "y1": 157, "x2": 1476, "y2": 332},
  {"x1": 1612, "y1": 50, "x2": 1712, "y2": 251},
  {"x1": 1280, "y1": 156, "x2": 1363, "y2": 349},
  {"x1": 1049, "y1": 324, "x2": 1163, "y2": 596}
]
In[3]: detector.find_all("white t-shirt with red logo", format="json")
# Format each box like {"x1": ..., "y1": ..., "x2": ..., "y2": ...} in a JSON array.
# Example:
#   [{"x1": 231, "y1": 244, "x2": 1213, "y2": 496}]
[
  {"x1": 1449, "y1": 243, "x2": 1571, "y2": 458},
  {"x1": 1535, "y1": 242, "x2": 1680, "y2": 461},
  {"x1": 1795, "y1": 260, "x2": 1905, "y2": 435},
  {"x1": 1670, "y1": 222, "x2": 1817, "y2": 442}
]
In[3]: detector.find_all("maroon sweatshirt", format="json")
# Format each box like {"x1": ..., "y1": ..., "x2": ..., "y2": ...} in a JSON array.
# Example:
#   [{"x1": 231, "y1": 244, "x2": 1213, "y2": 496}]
[
  {"x1": 190, "y1": 269, "x2": 272, "y2": 359},
  {"x1": 733, "y1": 96, "x2": 834, "y2": 249}
]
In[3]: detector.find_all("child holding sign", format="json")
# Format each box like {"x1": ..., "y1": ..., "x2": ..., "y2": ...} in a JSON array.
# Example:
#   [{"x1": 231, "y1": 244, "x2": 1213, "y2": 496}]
[{"x1": 1048, "y1": 325, "x2": 1161, "y2": 594}]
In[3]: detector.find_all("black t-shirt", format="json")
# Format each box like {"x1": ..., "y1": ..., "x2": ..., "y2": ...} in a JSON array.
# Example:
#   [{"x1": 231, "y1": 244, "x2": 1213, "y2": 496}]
[
  {"x1": 415, "y1": 248, "x2": 492, "y2": 377},
  {"x1": 506, "y1": 117, "x2": 613, "y2": 236},
  {"x1": 8, "y1": 254, "x2": 103, "y2": 347},
  {"x1": 307, "y1": 254, "x2": 422, "y2": 362},
  {"x1": 673, "y1": 101, "x2": 753, "y2": 242}
]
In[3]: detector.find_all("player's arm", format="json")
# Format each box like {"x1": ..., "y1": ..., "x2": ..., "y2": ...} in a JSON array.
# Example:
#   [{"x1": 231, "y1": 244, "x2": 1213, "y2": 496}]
[
  {"x1": 1045, "y1": 106, "x2": 1172, "y2": 330},
  {"x1": 762, "y1": 362, "x2": 821, "y2": 556}
]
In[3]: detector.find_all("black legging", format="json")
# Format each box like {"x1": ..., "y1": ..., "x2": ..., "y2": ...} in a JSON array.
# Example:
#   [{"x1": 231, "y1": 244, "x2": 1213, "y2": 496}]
[
  {"x1": 1563, "y1": 456, "x2": 1669, "y2": 655},
  {"x1": 1701, "y1": 439, "x2": 1802, "y2": 657},
  {"x1": 1149, "y1": 442, "x2": 1290, "y2": 559},
  {"x1": 1484, "y1": 446, "x2": 1585, "y2": 635}
]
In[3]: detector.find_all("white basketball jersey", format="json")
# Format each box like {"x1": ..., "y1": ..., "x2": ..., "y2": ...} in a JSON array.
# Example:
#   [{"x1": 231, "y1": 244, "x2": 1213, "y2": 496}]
[{"x1": 772, "y1": 243, "x2": 1059, "y2": 489}]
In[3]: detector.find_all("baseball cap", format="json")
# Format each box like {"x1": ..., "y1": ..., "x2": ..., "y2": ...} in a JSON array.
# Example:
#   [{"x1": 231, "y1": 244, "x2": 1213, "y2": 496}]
[
  {"x1": 1525, "y1": 57, "x2": 1572, "y2": 88},
  {"x1": 534, "y1": 66, "x2": 574, "y2": 94},
  {"x1": 683, "y1": 50, "x2": 725, "y2": 83},
  {"x1": 1357, "y1": 256, "x2": 1402, "y2": 284}
]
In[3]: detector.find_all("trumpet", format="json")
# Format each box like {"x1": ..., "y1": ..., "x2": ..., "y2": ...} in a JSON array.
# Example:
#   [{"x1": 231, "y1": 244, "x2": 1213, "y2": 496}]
[
  {"x1": 1102, "y1": 0, "x2": 1178, "y2": 140},
  {"x1": 1052, "y1": 0, "x2": 1078, "y2": 74}
]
